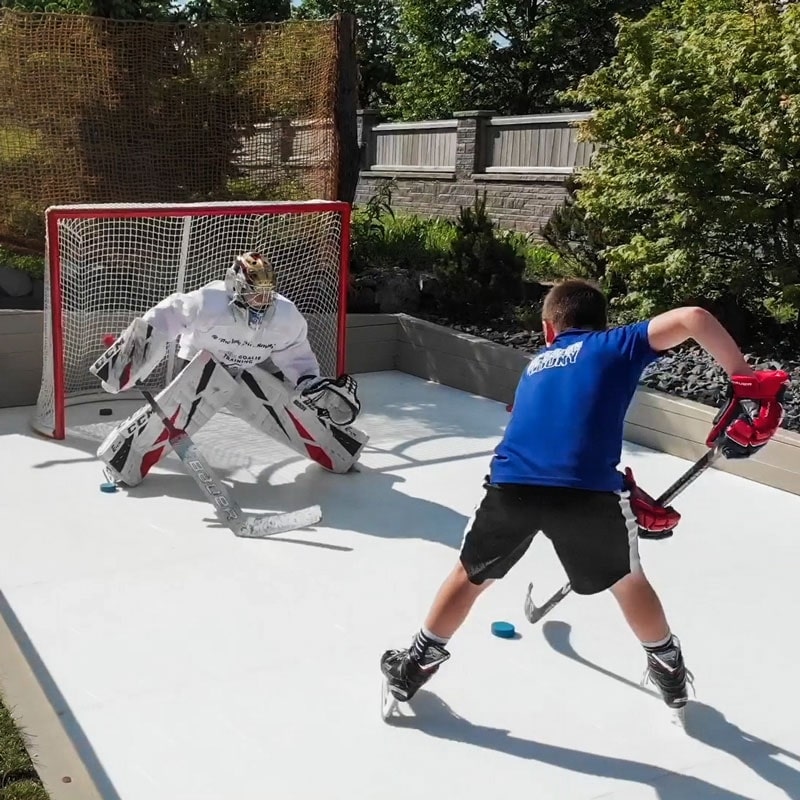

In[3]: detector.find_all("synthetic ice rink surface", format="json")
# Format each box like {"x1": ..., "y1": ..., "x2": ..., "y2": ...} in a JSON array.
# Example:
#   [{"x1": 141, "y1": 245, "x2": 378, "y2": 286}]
[{"x1": 0, "y1": 371, "x2": 799, "y2": 800}]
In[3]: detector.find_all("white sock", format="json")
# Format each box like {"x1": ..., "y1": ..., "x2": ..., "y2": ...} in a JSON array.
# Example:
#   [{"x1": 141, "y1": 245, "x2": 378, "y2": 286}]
[{"x1": 642, "y1": 632, "x2": 674, "y2": 651}]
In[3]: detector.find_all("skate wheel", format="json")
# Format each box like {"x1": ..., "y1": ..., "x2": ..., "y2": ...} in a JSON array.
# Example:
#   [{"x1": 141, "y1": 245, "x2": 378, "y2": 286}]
[
  {"x1": 491, "y1": 620, "x2": 516, "y2": 639},
  {"x1": 99, "y1": 482, "x2": 118, "y2": 493}
]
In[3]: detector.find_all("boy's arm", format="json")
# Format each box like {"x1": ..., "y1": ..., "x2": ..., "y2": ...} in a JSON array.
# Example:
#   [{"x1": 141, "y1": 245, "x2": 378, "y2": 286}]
[
  {"x1": 646, "y1": 307, "x2": 789, "y2": 458},
  {"x1": 646, "y1": 306, "x2": 753, "y2": 376}
]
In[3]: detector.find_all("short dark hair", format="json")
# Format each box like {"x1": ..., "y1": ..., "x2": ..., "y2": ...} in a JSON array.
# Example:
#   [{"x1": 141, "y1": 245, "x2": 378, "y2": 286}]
[{"x1": 542, "y1": 279, "x2": 607, "y2": 331}]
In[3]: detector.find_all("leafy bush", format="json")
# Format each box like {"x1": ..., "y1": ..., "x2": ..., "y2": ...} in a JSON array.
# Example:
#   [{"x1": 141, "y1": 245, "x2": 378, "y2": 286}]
[
  {"x1": 0, "y1": 245, "x2": 44, "y2": 281},
  {"x1": 224, "y1": 176, "x2": 309, "y2": 202},
  {"x1": 555, "y1": 0, "x2": 800, "y2": 344},
  {"x1": 350, "y1": 180, "x2": 454, "y2": 274},
  {"x1": 542, "y1": 174, "x2": 607, "y2": 282},
  {"x1": 431, "y1": 191, "x2": 526, "y2": 322},
  {"x1": 350, "y1": 184, "x2": 577, "y2": 323}
]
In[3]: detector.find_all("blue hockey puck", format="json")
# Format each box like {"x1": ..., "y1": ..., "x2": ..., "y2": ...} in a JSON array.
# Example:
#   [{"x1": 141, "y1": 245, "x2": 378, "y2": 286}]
[
  {"x1": 491, "y1": 621, "x2": 516, "y2": 639},
  {"x1": 99, "y1": 482, "x2": 118, "y2": 493}
]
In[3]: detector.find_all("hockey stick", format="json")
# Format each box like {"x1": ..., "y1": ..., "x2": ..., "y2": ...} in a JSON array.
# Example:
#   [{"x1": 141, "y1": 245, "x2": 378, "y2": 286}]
[
  {"x1": 524, "y1": 446, "x2": 721, "y2": 624},
  {"x1": 140, "y1": 388, "x2": 322, "y2": 538}
]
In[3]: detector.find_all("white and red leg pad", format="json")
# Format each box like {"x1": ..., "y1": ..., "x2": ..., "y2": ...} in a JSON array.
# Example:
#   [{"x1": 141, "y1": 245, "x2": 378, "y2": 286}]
[
  {"x1": 97, "y1": 351, "x2": 238, "y2": 486},
  {"x1": 229, "y1": 368, "x2": 369, "y2": 473}
]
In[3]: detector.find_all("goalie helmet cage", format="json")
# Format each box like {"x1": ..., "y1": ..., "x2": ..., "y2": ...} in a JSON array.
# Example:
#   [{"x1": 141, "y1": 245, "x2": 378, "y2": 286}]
[{"x1": 33, "y1": 200, "x2": 351, "y2": 440}]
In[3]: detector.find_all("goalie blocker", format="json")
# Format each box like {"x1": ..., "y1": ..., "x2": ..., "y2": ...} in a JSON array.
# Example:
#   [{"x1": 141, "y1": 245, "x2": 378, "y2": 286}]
[{"x1": 94, "y1": 351, "x2": 368, "y2": 487}]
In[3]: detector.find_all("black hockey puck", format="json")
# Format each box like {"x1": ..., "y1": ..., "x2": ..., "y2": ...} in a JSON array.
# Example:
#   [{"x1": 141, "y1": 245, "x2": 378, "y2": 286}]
[{"x1": 99, "y1": 408, "x2": 113, "y2": 416}]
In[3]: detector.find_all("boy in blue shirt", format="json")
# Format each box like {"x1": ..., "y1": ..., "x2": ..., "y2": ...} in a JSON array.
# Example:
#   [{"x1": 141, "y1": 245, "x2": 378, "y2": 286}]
[{"x1": 381, "y1": 279, "x2": 788, "y2": 714}]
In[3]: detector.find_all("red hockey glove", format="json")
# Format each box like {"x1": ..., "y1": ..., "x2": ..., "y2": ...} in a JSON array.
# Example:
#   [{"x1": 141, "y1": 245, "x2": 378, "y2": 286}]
[
  {"x1": 706, "y1": 370, "x2": 790, "y2": 459},
  {"x1": 624, "y1": 467, "x2": 681, "y2": 540}
]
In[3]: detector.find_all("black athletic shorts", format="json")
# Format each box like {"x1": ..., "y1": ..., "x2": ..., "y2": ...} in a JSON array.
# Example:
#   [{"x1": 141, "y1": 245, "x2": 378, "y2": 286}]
[{"x1": 459, "y1": 478, "x2": 641, "y2": 595}]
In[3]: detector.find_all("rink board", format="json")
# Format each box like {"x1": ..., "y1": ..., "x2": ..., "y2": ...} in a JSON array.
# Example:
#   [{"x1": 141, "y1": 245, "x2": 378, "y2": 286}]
[{"x1": 0, "y1": 371, "x2": 798, "y2": 800}]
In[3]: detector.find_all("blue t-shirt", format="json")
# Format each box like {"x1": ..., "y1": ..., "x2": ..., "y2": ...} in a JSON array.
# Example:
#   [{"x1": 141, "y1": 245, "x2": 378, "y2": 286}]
[{"x1": 490, "y1": 321, "x2": 660, "y2": 492}]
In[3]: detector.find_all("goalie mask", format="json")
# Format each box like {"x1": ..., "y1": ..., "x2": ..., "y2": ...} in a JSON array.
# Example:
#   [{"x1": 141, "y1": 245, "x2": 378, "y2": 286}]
[{"x1": 225, "y1": 252, "x2": 276, "y2": 328}]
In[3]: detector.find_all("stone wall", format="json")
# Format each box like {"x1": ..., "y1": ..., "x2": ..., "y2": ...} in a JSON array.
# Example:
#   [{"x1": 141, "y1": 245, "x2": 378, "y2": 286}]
[
  {"x1": 354, "y1": 171, "x2": 570, "y2": 235},
  {"x1": 353, "y1": 109, "x2": 593, "y2": 236}
]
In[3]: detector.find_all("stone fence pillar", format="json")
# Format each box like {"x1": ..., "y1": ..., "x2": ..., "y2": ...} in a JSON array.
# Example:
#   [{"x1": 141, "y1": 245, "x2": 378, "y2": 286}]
[{"x1": 453, "y1": 109, "x2": 495, "y2": 178}]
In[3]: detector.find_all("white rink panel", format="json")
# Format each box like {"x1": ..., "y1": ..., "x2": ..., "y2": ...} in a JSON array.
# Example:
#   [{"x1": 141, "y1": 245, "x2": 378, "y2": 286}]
[{"x1": 0, "y1": 371, "x2": 799, "y2": 800}]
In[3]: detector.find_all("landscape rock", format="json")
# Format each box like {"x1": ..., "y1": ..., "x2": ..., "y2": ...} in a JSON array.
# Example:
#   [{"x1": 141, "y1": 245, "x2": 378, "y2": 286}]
[
  {"x1": 0, "y1": 265, "x2": 33, "y2": 297},
  {"x1": 419, "y1": 315, "x2": 800, "y2": 434}
]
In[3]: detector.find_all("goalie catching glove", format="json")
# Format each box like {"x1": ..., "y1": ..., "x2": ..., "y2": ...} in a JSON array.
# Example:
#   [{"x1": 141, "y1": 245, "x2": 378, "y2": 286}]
[
  {"x1": 296, "y1": 374, "x2": 361, "y2": 426},
  {"x1": 90, "y1": 318, "x2": 166, "y2": 393},
  {"x1": 624, "y1": 467, "x2": 681, "y2": 540},
  {"x1": 706, "y1": 370, "x2": 790, "y2": 459}
]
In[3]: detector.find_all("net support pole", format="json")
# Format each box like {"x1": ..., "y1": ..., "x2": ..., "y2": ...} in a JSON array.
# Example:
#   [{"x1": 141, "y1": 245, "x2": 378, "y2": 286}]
[{"x1": 165, "y1": 216, "x2": 193, "y2": 382}]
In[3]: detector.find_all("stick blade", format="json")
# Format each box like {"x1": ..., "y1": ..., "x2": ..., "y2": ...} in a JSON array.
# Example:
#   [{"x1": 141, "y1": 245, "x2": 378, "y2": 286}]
[
  {"x1": 236, "y1": 505, "x2": 323, "y2": 538},
  {"x1": 524, "y1": 582, "x2": 545, "y2": 623},
  {"x1": 524, "y1": 581, "x2": 572, "y2": 624}
]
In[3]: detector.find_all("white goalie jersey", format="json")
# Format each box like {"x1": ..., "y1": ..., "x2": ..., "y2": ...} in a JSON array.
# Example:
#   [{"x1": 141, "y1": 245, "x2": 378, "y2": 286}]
[
  {"x1": 143, "y1": 280, "x2": 320, "y2": 384},
  {"x1": 91, "y1": 254, "x2": 366, "y2": 490}
]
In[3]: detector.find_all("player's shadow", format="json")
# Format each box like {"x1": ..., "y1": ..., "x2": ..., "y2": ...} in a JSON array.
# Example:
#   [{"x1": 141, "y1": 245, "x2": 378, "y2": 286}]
[
  {"x1": 25, "y1": 417, "x2": 473, "y2": 549},
  {"x1": 124, "y1": 457, "x2": 469, "y2": 550},
  {"x1": 541, "y1": 620, "x2": 800, "y2": 799},
  {"x1": 389, "y1": 691, "x2": 757, "y2": 800}
]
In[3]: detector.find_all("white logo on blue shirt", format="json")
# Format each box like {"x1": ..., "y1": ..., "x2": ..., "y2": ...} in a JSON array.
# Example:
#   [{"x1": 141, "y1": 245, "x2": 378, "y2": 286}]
[{"x1": 526, "y1": 341, "x2": 583, "y2": 375}]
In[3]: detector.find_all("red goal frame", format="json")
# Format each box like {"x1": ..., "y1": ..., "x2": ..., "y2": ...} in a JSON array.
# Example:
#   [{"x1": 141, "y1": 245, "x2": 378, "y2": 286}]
[{"x1": 36, "y1": 200, "x2": 351, "y2": 440}]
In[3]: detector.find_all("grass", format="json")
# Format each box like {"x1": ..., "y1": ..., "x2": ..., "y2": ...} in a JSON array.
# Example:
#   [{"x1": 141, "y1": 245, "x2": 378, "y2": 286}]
[{"x1": 0, "y1": 697, "x2": 49, "y2": 800}]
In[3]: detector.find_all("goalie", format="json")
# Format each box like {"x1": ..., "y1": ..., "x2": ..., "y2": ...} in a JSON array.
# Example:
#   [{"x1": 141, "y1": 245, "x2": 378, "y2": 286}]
[{"x1": 90, "y1": 251, "x2": 368, "y2": 487}]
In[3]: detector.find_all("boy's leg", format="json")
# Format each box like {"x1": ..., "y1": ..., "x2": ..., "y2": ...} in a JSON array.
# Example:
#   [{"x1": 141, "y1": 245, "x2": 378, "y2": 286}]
[
  {"x1": 609, "y1": 569, "x2": 670, "y2": 644},
  {"x1": 543, "y1": 488, "x2": 692, "y2": 709},
  {"x1": 381, "y1": 481, "x2": 542, "y2": 703},
  {"x1": 421, "y1": 562, "x2": 492, "y2": 640},
  {"x1": 610, "y1": 571, "x2": 691, "y2": 710}
]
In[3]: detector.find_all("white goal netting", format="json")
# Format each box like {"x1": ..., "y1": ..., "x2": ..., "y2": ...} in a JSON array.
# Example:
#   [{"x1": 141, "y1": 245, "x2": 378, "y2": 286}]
[{"x1": 34, "y1": 201, "x2": 350, "y2": 439}]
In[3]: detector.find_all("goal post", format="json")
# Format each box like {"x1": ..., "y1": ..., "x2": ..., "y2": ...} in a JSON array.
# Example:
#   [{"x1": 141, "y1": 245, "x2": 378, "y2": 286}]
[{"x1": 34, "y1": 200, "x2": 351, "y2": 440}]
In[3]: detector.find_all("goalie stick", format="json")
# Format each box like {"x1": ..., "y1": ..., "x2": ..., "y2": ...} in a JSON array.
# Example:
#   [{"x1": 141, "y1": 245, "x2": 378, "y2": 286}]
[
  {"x1": 523, "y1": 446, "x2": 721, "y2": 624},
  {"x1": 140, "y1": 388, "x2": 323, "y2": 538}
]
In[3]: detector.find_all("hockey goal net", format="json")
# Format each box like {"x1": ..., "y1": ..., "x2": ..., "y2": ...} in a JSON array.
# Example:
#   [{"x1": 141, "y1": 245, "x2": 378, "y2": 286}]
[{"x1": 33, "y1": 200, "x2": 351, "y2": 439}]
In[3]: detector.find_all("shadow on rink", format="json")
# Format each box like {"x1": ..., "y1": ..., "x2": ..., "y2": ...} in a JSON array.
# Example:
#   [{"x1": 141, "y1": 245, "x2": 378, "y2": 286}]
[
  {"x1": 24, "y1": 415, "x2": 478, "y2": 551},
  {"x1": 387, "y1": 688, "x2": 761, "y2": 800},
  {"x1": 539, "y1": 621, "x2": 800, "y2": 799},
  {"x1": 381, "y1": 621, "x2": 800, "y2": 800}
]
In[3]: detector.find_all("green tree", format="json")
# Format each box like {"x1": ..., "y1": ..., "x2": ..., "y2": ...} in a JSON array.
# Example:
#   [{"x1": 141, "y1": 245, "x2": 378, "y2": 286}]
[
  {"x1": 391, "y1": 0, "x2": 659, "y2": 120},
  {"x1": 294, "y1": 0, "x2": 400, "y2": 110},
  {"x1": 179, "y1": 0, "x2": 290, "y2": 23},
  {"x1": 1, "y1": 0, "x2": 175, "y2": 19},
  {"x1": 557, "y1": 0, "x2": 800, "y2": 342}
]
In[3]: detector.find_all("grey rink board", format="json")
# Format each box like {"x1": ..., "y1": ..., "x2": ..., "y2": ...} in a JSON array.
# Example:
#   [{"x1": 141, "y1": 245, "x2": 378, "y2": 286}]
[
  {"x1": 1, "y1": 309, "x2": 798, "y2": 496},
  {"x1": 0, "y1": 311, "x2": 400, "y2": 409},
  {"x1": 0, "y1": 311, "x2": 44, "y2": 409},
  {"x1": 390, "y1": 314, "x2": 800, "y2": 497}
]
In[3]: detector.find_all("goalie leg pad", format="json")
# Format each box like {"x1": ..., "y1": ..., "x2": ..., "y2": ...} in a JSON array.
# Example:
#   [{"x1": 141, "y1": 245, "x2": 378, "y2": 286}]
[
  {"x1": 97, "y1": 352, "x2": 239, "y2": 486},
  {"x1": 228, "y1": 368, "x2": 369, "y2": 473}
]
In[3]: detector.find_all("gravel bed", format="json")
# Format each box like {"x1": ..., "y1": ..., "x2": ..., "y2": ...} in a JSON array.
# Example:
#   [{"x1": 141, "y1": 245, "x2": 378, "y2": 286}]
[{"x1": 425, "y1": 319, "x2": 800, "y2": 435}]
